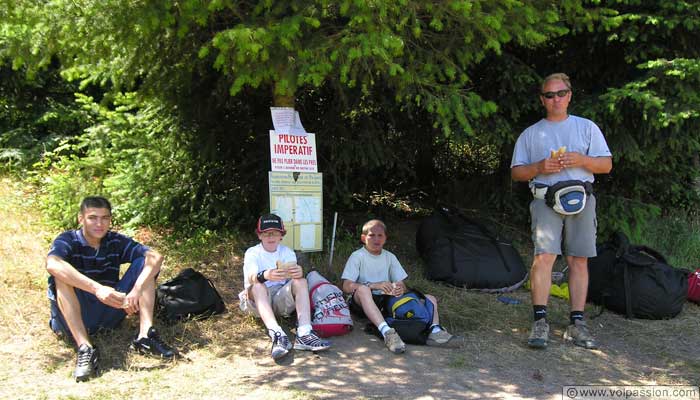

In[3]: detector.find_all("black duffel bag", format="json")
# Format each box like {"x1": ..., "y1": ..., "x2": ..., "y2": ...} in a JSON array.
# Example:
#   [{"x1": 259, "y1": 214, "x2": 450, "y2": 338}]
[
  {"x1": 588, "y1": 232, "x2": 687, "y2": 319},
  {"x1": 416, "y1": 206, "x2": 527, "y2": 291},
  {"x1": 156, "y1": 268, "x2": 226, "y2": 322}
]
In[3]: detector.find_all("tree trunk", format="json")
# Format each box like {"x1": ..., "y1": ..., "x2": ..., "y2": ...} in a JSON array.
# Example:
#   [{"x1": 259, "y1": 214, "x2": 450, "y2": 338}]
[
  {"x1": 273, "y1": 82, "x2": 295, "y2": 107},
  {"x1": 694, "y1": 153, "x2": 700, "y2": 195}
]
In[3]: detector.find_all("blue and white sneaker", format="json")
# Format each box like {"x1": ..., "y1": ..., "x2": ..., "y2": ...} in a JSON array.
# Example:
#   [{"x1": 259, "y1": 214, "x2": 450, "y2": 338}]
[
  {"x1": 269, "y1": 330, "x2": 292, "y2": 360},
  {"x1": 294, "y1": 331, "x2": 330, "y2": 352}
]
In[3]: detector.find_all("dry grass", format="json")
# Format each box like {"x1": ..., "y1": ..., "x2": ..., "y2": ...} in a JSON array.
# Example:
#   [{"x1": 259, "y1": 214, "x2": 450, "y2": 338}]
[
  {"x1": 1, "y1": 176, "x2": 699, "y2": 400},
  {"x1": 0, "y1": 177, "x2": 320, "y2": 400}
]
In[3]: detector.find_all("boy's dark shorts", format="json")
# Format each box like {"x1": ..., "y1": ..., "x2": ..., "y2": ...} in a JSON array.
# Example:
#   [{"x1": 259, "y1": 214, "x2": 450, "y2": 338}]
[
  {"x1": 348, "y1": 291, "x2": 391, "y2": 319},
  {"x1": 47, "y1": 258, "x2": 146, "y2": 339}
]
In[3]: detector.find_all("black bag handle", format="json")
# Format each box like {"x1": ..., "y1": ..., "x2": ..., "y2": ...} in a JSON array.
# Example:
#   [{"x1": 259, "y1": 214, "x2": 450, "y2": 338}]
[
  {"x1": 437, "y1": 206, "x2": 513, "y2": 273},
  {"x1": 612, "y1": 231, "x2": 630, "y2": 257},
  {"x1": 625, "y1": 245, "x2": 668, "y2": 266}
]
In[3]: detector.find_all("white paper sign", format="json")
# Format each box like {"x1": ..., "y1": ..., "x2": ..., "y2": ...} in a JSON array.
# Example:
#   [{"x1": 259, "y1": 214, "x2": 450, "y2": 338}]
[
  {"x1": 300, "y1": 224, "x2": 317, "y2": 249},
  {"x1": 270, "y1": 196, "x2": 293, "y2": 222},
  {"x1": 270, "y1": 107, "x2": 307, "y2": 136},
  {"x1": 269, "y1": 130, "x2": 318, "y2": 172},
  {"x1": 294, "y1": 196, "x2": 321, "y2": 223}
]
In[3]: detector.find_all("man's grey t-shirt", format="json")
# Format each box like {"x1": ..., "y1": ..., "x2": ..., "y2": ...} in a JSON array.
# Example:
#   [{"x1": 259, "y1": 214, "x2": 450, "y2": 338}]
[{"x1": 511, "y1": 115, "x2": 612, "y2": 188}]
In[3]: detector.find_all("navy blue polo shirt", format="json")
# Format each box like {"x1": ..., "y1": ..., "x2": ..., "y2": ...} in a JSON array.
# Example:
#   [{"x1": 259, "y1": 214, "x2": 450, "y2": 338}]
[{"x1": 48, "y1": 229, "x2": 149, "y2": 287}]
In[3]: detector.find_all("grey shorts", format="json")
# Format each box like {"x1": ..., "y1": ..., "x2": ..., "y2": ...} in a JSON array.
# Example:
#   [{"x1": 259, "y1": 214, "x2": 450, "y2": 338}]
[
  {"x1": 239, "y1": 279, "x2": 296, "y2": 318},
  {"x1": 529, "y1": 194, "x2": 597, "y2": 257}
]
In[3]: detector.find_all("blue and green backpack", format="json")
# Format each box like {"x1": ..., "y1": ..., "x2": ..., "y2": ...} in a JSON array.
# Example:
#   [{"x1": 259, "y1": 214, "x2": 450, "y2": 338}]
[{"x1": 382, "y1": 290, "x2": 434, "y2": 344}]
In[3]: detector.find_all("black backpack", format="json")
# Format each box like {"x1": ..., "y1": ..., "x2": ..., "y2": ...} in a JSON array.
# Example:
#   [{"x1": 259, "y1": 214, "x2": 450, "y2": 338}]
[
  {"x1": 416, "y1": 207, "x2": 527, "y2": 291},
  {"x1": 156, "y1": 268, "x2": 226, "y2": 322},
  {"x1": 587, "y1": 232, "x2": 687, "y2": 319}
]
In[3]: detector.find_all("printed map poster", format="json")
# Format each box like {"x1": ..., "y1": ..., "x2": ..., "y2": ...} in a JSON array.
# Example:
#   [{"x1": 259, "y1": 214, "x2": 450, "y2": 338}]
[
  {"x1": 269, "y1": 172, "x2": 323, "y2": 251},
  {"x1": 269, "y1": 131, "x2": 318, "y2": 172}
]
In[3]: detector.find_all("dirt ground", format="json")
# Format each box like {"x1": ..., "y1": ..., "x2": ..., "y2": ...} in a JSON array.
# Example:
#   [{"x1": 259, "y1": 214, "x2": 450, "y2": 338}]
[
  {"x1": 219, "y1": 299, "x2": 700, "y2": 400},
  {"x1": 1, "y1": 179, "x2": 699, "y2": 400},
  {"x1": 4, "y1": 302, "x2": 700, "y2": 400}
]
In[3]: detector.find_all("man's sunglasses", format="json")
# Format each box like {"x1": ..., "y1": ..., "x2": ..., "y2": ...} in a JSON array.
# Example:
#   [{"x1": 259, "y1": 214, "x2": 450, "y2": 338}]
[{"x1": 541, "y1": 89, "x2": 570, "y2": 99}]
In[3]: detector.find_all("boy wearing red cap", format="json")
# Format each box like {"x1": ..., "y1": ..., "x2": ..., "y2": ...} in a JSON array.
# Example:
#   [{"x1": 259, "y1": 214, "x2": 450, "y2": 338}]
[{"x1": 238, "y1": 213, "x2": 330, "y2": 360}]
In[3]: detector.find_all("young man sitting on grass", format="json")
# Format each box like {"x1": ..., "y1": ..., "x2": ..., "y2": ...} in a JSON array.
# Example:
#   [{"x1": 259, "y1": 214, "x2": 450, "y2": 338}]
[
  {"x1": 238, "y1": 213, "x2": 330, "y2": 360},
  {"x1": 46, "y1": 196, "x2": 177, "y2": 382},
  {"x1": 341, "y1": 219, "x2": 464, "y2": 354}
]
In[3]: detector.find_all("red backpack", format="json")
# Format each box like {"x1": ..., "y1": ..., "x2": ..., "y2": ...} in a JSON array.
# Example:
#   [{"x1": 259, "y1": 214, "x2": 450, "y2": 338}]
[
  {"x1": 307, "y1": 271, "x2": 353, "y2": 337},
  {"x1": 688, "y1": 269, "x2": 700, "y2": 303}
]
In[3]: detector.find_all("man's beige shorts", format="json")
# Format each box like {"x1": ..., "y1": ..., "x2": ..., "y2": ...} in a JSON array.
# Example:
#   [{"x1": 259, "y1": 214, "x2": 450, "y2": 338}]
[{"x1": 239, "y1": 280, "x2": 296, "y2": 317}]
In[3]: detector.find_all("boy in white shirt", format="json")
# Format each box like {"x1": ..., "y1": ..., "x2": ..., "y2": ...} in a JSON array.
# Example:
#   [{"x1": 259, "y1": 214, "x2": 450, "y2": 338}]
[
  {"x1": 239, "y1": 214, "x2": 330, "y2": 360},
  {"x1": 341, "y1": 219, "x2": 463, "y2": 353}
]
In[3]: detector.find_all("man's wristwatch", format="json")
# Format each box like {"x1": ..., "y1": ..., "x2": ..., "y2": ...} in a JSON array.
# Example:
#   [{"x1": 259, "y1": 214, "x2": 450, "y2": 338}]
[{"x1": 257, "y1": 271, "x2": 267, "y2": 283}]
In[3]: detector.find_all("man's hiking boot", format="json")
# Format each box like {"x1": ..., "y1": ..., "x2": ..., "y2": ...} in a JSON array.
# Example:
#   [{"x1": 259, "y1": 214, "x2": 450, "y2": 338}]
[
  {"x1": 294, "y1": 331, "x2": 331, "y2": 352},
  {"x1": 527, "y1": 319, "x2": 549, "y2": 349},
  {"x1": 383, "y1": 328, "x2": 405, "y2": 354},
  {"x1": 270, "y1": 330, "x2": 292, "y2": 360},
  {"x1": 73, "y1": 343, "x2": 99, "y2": 382},
  {"x1": 427, "y1": 327, "x2": 464, "y2": 348},
  {"x1": 130, "y1": 327, "x2": 178, "y2": 359},
  {"x1": 564, "y1": 320, "x2": 598, "y2": 349}
]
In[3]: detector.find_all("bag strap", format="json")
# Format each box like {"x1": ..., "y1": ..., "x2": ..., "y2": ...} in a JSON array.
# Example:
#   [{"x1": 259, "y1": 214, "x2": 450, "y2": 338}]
[
  {"x1": 308, "y1": 281, "x2": 332, "y2": 309},
  {"x1": 389, "y1": 289, "x2": 434, "y2": 323},
  {"x1": 463, "y1": 217, "x2": 513, "y2": 273},
  {"x1": 613, "y1": 231, "x2": 630, "y2": 256},
  {"x1": 623, "y1": 263, "x2": 633, "y2": 318},
  {"x1": 448, "y1": 237, "x2": 458, "y2": 274},
  {"x1": 391, "y1": 296, "x2": 416, "y2": 318},
  {"x1": 440, "y1": 207, "x2": 514, "y2": 273},
  {"x1": 628, "y1": 245, "x2": 668, "y2": 265},
  {"x1": 309, "y1": 281, "x2": 330, "y2": 297},
  {"x1": 206, "y1": 278, "x2": 224, "y2": 300}
]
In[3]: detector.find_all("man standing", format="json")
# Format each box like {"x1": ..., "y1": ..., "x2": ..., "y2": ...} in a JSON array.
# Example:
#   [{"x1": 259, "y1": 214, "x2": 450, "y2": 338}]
[
  {"x1": 46, "y1": 196, "x2": 177, "y2": 381},
  {"x1": 511, "y1": 73, "x2": 612, "y2": 349}
]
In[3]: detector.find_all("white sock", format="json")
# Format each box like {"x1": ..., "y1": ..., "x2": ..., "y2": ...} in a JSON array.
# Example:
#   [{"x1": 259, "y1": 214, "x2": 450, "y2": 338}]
[
  {"x1": 378, "y1": 322, "x2": 390, "y2": 337},
  {"x1": 297, "y1": 324, "x2": 312, "y2": 337},
  {"x1": 430, "y1": 324, "x2": 442, "y2": 334}
]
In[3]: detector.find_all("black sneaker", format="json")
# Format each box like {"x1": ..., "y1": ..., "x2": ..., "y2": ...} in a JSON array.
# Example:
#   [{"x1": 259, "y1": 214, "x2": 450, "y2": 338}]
[
  {"x1": 74, "y1": 343, "x2": 99, "y2": 382},
  {"x1": 130, "y1": 327, "x2": 178, "y2": 359}
]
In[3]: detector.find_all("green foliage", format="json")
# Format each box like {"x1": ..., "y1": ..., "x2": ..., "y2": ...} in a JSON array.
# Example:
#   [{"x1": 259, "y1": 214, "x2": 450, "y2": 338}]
[
  {"x1": 34, "y1": 94, "x2": 216, "y2": 230},
  {"x1": 636, "y1": 210, "x2": 700, "y2": 269},
  {"x1": 595, "y1": 58, "x2": 700, "y2": 208},
  {"x1": 597, "y1": 208, "x2": 700, "y2": 270},
  {"x1": 0, "y1": 67, "x2": 90, "y2": 174},
  {"x1": 1, "y1": 0, "x2": 576, "y2": 135},
  {"x1": 595, "y1": 194, "x2": 661, "y2": 240},
  {"x1": 497, "y1": 0, "x2": 700, "y2": 233},
  {"x1": 2, "y1": 0, "x2": 700, "y2": 239}
]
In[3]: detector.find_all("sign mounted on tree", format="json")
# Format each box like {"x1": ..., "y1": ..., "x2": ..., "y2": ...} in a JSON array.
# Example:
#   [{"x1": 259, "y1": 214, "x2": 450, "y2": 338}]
[
  {"x1": 269, "y1": 171, "x2": 323, "y2": 251},
  {"x1": 270, "y1": 107, "x2": 307, "y2": 136},
  {"x1": 269, "y1": 107, "x2": 318, "y2": 173},
  {"x1": 269, "y1": 131, "x2": 318, "y2": 172},
  {"x1": 268, "y1": 107, "x2": 322, "y2": 251}
]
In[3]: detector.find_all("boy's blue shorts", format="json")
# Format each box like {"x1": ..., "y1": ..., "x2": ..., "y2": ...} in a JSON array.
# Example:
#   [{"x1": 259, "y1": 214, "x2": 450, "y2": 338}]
[{"x1": 48, "y1": 258, "x2": 145, "y2": 338}]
